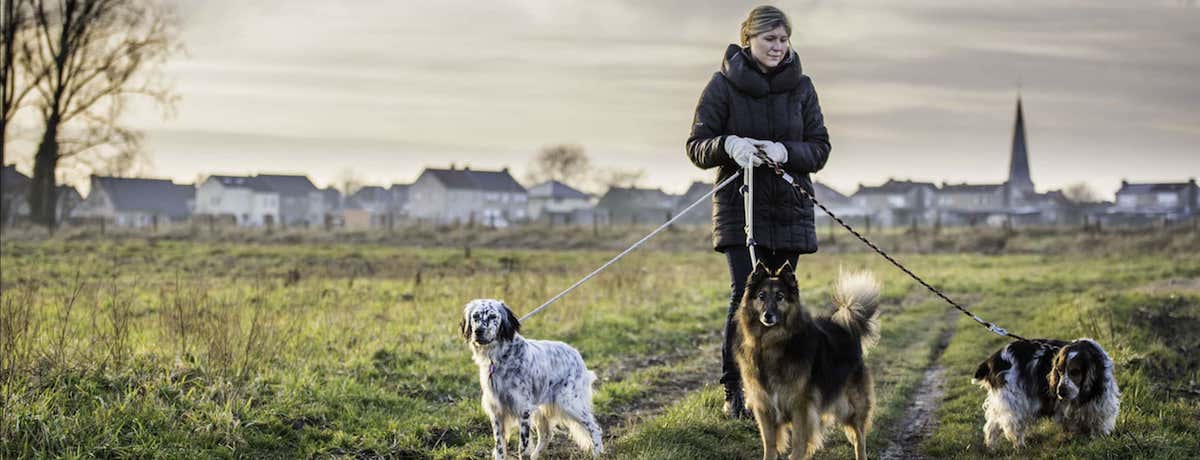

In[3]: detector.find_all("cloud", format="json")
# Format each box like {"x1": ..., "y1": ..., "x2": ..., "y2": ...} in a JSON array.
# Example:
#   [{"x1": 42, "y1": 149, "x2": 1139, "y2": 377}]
[{"x1": 117, "y1": 0, "x2": 1200, "y2": 198}]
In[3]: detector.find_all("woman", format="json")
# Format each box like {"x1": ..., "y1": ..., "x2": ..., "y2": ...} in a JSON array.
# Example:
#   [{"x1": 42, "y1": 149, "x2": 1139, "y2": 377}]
[{"x1": 685, "y1": 5, "x2": 831, "y2": 418}]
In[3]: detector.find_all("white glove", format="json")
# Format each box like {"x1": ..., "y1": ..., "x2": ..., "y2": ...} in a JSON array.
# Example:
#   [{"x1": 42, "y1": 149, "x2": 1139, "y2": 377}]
[
  {"x1": 751, "y1": 139, "x2": 788, "y2": 165},
  {"x1": 725, "y1": 135, "x2": 762, "y2": 169}
]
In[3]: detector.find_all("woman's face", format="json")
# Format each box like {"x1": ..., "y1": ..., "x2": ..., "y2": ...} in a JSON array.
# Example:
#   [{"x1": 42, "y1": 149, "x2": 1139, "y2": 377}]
[{"x1": 748, "y1": 25, "x2": 789, "y2": 71}]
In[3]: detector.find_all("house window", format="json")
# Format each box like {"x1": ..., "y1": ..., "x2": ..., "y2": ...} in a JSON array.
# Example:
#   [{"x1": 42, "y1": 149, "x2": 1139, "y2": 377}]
[
  {"x1": 485, "y1": 193, "x2": 499, "y2": 202},
  {"x1": 887, "y1": 196, "x2": 907, "y2": 207},
  {"x1": 1157, "y1": 193, "x2": 1178, "y2": 207}
]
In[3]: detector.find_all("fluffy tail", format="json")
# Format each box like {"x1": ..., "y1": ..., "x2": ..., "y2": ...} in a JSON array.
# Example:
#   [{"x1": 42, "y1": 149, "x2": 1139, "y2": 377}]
[
  {"x1": 560, "y1": 370, "x2": 602, "y2": 454},
  {"x1": 831, "y1": 270, "x2": 882, "y2": 352}
]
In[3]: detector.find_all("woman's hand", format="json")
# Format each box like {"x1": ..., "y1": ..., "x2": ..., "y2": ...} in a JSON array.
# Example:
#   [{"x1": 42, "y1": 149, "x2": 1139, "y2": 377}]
[
  {"x1": 725, "y1": 135, "x2": 763, "y2": 168},
  {"x1": 750, "y1": 139, "x2": 788, "y2": 165}
]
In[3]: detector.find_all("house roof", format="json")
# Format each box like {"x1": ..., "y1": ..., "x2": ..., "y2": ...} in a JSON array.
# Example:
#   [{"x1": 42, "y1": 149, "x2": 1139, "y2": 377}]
[
  {"x1": 56, "y1": 185, "x2": 82, "y2": 202},
  {"x1": 529, "y1": 180, "x2": 589, "y2": 200},
  {"x1": 1117, "y1": 180, "x2": 1198, "y2": 194},
  {"x1": 92, "y1": 176, "x2": 193, "y2": 218},
  {"x1": 854, "y1": 179, "x2": 937, "y2": 195},
  {"x1": 423, "y1": 167, "x2": 526, "y2": 193},
  {"x1": 812, "y1": 181, "x2": 850, "y2": 204},
  {"x1": 257, "y1": 174, "x2": 319, "y2": 197},
  {"x1": 596, "y1": 187, "x2": 677, "y2": 210},
  {"x1": 940, "y1": 182, "x2": 1006, "y2": 193},
  {"x1": 2, "y1": 165, "x2": 30, "y2": 193},
  {"x1": 351, "y1": 186, "x2": 391, "y2": 203},
  {"x1": 209, "y1": 175, "x2": 274, "y2": 192}
]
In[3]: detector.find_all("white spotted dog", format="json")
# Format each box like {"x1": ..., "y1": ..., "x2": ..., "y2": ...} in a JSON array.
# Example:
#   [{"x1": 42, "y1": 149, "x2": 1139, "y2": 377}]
[
  {"x1": 460, "y1": 299, "x2": 603, "y2": 460},
  {"x1": 973, "y1": 338, "x2": 1120, "y2": 449}
]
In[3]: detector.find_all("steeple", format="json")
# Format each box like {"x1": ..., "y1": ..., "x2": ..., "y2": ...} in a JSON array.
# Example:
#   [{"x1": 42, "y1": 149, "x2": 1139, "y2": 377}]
[{"x1": 1007, "y1": 95, "x2": 1034, "y2": 194}]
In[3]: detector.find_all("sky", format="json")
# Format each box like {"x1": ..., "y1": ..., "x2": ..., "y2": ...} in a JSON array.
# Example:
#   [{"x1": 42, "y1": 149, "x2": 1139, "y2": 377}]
[{"x1": 7, "y1": 0, "x2": 1200, "y2": 198}]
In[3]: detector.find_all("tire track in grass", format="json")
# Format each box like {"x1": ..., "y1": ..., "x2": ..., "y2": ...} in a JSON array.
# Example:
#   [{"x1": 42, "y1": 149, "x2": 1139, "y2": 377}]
[{"x1": 880, "y1": 308, "x2": 959, "y2": 460}]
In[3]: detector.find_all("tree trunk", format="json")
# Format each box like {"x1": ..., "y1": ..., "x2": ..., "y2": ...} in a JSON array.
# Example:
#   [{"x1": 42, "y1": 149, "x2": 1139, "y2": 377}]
[{"x1": 29, "y1": 112, "x2": 60, "y2": 228}]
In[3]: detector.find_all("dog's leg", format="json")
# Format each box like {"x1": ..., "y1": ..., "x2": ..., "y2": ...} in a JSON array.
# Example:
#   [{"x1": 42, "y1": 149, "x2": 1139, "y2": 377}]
[
  {"x1": 583, "y1": 410, "x2": 604, "y2": 456},
  {"x1": 842, "y1": 395, "x2": 870, "y2": 460},
  {"x1": 518, "y1": 409, "x2": 532, "y2": 459},
  {"x1": 1001, "y1": 418, "x2": 1026, "y2": 449},
  {"x1": 775, "y1": 423, "x2": 791, "y2": 457},
  {"x1": 792, "y1": 408, "x2": 821, "y2": 460},
  {"x1": 530, "y1": 410, "x2": 551, "y2": 460},
  {"x1": 843, "y1": 423, "x2": 866, "y2": 460},
  {"x1": 753, "y1": 407, "x2": 780, "y2": 460},
  {"x1": 491, "y1": 415, "x2": 507, "y2": 460},
  {"x1": 983, "y1": 417, "x2": 1003, "y2": 449}
]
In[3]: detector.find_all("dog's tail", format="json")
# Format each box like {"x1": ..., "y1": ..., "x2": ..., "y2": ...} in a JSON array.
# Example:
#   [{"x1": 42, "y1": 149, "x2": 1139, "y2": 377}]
[
  {"x1": 560, "y1": 370, "x2": 602, "y2": 454},
  {"x1": 831, "y1": 270, "x2": 882, "y2": 352}
]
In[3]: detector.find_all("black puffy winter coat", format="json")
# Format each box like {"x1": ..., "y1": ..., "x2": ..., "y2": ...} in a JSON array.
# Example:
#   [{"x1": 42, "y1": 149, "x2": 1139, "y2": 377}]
[{"x1": 686, "y1": 44, "x2": 831, "y2": 253}]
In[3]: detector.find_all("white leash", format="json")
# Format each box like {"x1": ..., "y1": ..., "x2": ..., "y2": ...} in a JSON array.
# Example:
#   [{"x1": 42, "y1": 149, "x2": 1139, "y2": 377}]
[
  {"x1": 742, "y1": 160, "x2": 758, "y2": 266},
  {"x1": 519, "y1": 171, "x2": 744, "y2": 322}
]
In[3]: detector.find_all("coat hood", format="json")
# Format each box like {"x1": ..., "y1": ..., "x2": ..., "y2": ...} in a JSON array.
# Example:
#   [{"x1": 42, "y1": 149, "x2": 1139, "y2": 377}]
[{"x1": 720, "y1": 44, "x2": 803, "y2": 98}]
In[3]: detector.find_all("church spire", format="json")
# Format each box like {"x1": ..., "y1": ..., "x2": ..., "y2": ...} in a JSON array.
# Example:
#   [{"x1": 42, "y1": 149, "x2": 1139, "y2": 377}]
[{"x1": 1007, "y1": 95, "x2": 1034, "y2": 193}]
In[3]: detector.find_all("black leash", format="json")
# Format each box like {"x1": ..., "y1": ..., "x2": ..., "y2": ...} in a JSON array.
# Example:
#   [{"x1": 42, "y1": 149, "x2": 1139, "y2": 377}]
[{"x1": 755, "y1": 153, "x2": 1028, "y2": 342}]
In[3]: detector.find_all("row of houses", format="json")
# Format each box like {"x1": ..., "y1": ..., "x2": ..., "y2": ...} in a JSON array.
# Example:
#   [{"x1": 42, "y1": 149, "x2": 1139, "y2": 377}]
[{"x1": 3, "y1": 163, "x2": 1196, "y2": 230}]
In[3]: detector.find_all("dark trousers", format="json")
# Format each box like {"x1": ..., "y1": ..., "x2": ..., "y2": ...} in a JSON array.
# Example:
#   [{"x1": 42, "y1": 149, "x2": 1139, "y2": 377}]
[{"x1": 721, "y1": 246, "x2": 801, "y2": 388}]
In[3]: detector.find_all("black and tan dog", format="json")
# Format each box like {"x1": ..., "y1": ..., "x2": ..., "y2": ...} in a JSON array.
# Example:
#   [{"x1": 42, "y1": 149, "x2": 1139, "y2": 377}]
[{"x1": 735, "y1": 262, "x2": 881, "y2": 460}]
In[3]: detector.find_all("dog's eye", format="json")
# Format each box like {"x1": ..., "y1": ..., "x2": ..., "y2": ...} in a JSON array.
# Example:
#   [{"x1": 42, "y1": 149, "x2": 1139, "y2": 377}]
[
  {"x1": 757, "y1": 292, "x2": 766, "y2": 300},
  {"x1": 775, "y1": 292, "x2": 784, "y2": 301}
]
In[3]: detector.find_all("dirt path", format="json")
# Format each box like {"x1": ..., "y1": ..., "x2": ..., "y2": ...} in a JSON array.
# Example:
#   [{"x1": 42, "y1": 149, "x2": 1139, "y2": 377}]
[{"x1": 879, "y1": 308, "x2": 959, "y2": 460}]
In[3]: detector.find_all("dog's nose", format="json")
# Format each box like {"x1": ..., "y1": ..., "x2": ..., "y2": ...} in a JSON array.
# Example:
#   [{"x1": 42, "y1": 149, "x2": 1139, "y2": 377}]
[
  {"x1": 761, "y1": 313, "x2": 778, "y2": 326},
  {"x1": 1056, "y1": 386, "x2": 1068, "y2": 399}
]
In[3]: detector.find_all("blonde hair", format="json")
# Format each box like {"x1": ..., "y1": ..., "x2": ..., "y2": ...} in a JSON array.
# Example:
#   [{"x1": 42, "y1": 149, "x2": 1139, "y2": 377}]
[{"x1": 740, "y1": 5, "x2": 791, "y2": 47}]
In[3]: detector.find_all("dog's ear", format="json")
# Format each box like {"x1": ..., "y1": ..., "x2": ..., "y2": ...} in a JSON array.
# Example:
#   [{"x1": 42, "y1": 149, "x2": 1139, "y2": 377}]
[
  {"x1": 774, "y1": 261, "x2": 794, "y2": 277},
  {"x1": 459, "y1": 316, "x2": 471, "y2": 341},
  {"x1": 749, "y1": 260, "x2": 771, "y2": 285},
  {"x1": 776, "y1": 262, "x2": 798, "y2": 294},
  {"x1": 496, "y1": 302, "x2": 521, "y2": 341},
  {"x1": 1073, "y1": 340, "x2": 1105, "y2": 401},
  {"x1": 1047, "y1": 348, "x2": 1063, "y2": 387},
  {"x1": 975, "y1": 350, "x2": 1009, "y2": 386},
  {"x1": 973, "y1": 358, "x2": 991, "y2": 382}
]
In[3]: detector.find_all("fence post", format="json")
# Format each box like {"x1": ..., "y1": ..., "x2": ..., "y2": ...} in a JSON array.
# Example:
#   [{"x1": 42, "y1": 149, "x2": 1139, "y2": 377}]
[{"x1": 865, "y1": 215, "x2": 871, "y2": 234}]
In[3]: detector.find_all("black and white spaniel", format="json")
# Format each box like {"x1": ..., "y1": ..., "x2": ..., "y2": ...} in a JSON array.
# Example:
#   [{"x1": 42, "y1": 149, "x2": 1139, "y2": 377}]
[
  {"x1": 973, "y1": 338, "x2": 1120, "y2": 449},
  {"x1": 460, "y1": 299, "x2": 603, "y2": 460}
]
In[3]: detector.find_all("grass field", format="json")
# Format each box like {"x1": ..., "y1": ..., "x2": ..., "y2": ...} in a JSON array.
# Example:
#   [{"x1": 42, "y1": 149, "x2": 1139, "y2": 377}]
[{"x1": 2, "y1": 228, "x2": 1198, "y2": 459}]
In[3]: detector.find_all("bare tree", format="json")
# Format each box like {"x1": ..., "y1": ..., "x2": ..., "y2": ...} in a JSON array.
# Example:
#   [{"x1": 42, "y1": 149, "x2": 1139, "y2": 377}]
[
  {"x1": 526, "y1": 144, "x2": 590, "y2": 187},
  {"x1": 335, "y1": 168, "x2": 364, "y2": 196},
  {"x1": 1063, "y1": 182, "x2": 1100, "y2": 204},
  {"x1": 24, "y1": 0, "x2": 179, "y2": 228},
  {"x1": 594, "y1": 168, "x2": 645, "y2": 191},
  {"x1": 1, "y1": 0, "x2": 42, "y2": 167}
]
